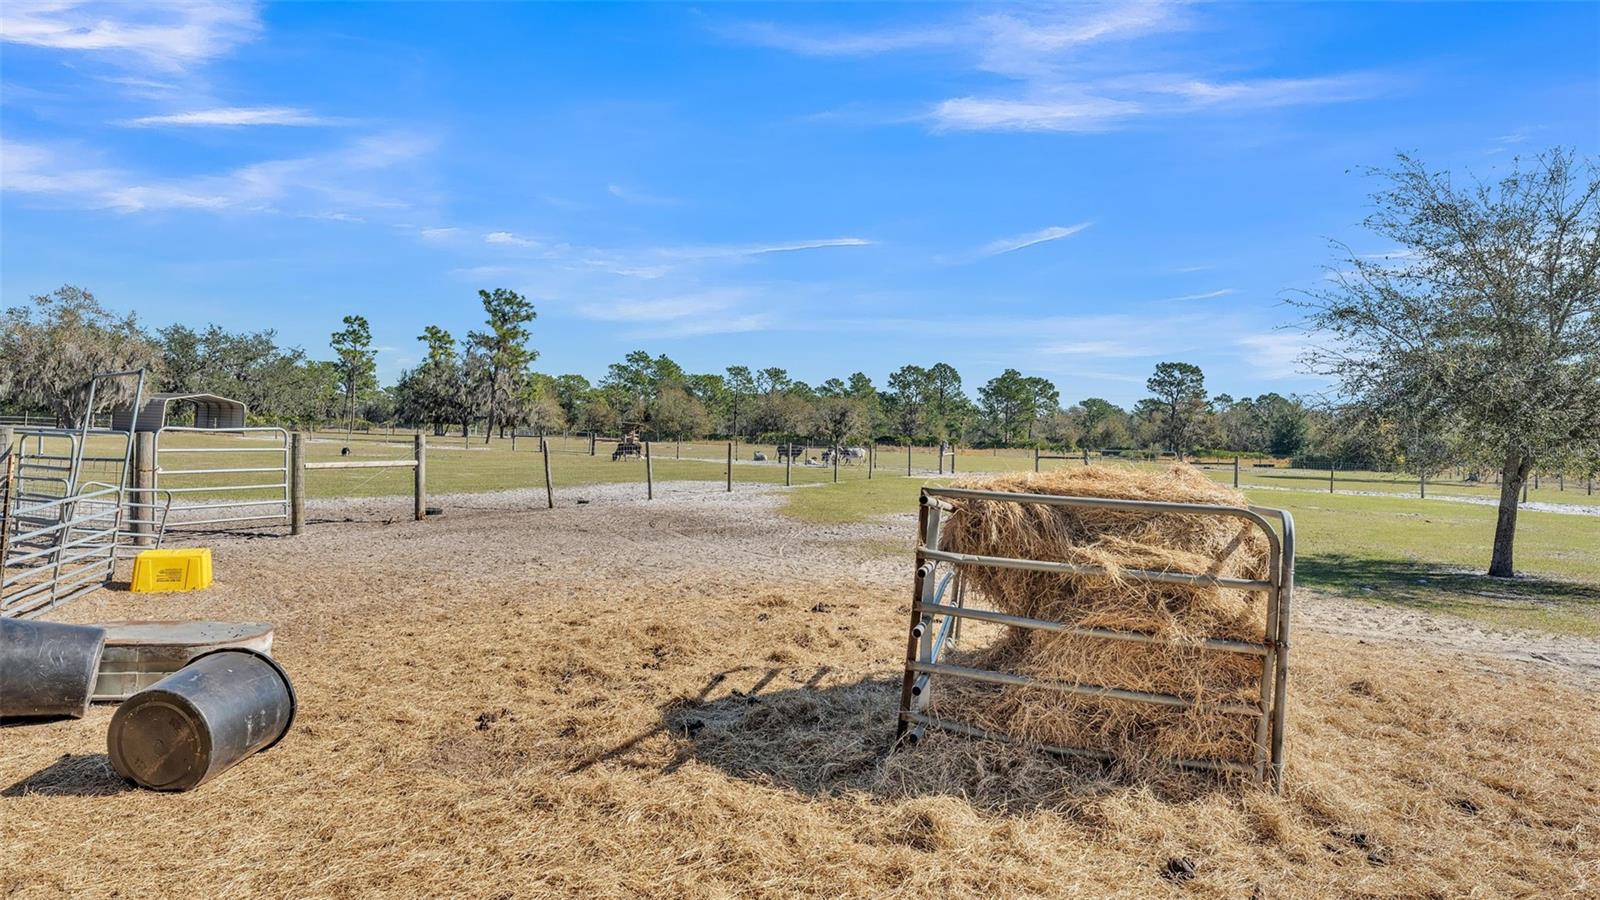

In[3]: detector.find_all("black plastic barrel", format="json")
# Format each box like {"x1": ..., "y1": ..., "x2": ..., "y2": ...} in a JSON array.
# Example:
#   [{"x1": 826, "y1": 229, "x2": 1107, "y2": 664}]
[
  {"x1": 107, "y1": 647, "x2": 296, "y2": 791},
  {"x1": 0, "y1": 619, "x2": 107, "y2": 718}
]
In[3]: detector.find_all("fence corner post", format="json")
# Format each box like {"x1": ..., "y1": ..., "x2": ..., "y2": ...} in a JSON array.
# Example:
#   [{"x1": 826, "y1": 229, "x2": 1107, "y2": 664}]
[
  {"x1": 726, "y1": 441, "x2": 733, "y2": 492},
  {"x1": 414, "y1": 432, "x2": 427, "y2": 521},
  {"x1": 542, "y1": 436, "x2": 555, "y2": 509},
  {"x1": 290, "y1": 431, "x2": 306, "y2": 534}
]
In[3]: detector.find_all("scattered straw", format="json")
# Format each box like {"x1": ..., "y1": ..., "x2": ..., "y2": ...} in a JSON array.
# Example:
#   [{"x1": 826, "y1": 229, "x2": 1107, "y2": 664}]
[{"x1": 1, "y1": 491, "x2": 1595, "y2": 897}]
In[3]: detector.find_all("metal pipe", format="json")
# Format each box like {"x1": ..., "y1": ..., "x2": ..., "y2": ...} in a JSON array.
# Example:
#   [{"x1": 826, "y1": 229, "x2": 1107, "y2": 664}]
[
  {"x1": 155, "y1": 485, "x2": 288, "y2": 495},
  {"x1": 907, "y1": 660, "x2": 1263, "y2": 716},
  {"x1": 913, "y1": 601, "x2": 1269, "y2": 656},
  {"x1": 920, "y1": 547, "x2": 1272, "y2": 592}
]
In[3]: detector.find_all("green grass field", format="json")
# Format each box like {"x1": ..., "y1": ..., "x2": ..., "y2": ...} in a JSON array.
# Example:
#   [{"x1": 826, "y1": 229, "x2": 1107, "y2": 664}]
[
  {"x1": 44, "y1": 430, "x2": 1600, "y2": 636},
  {"x1": 783, "y1": 472, "x2": 1600, "y2": 637}
]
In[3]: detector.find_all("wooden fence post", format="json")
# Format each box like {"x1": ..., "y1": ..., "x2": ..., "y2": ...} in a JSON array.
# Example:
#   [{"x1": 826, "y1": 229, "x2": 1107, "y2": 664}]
[
  {"x1": 1329, "y1": 463, "x2": 1335, "y2": 494},
  {"x1": 645, "y1": 441, "x2": 654, "y2": 500},
  {"x1": 133, "y1": 431, "x2": 155, "y2": 545},
  {"x1": 907, "y1": 443, "x2": 912, "y2": 477},
  {"x1": 1233, "y1": 456, "x2": 1240, "y2": 488},
  {"x1": 542, "y1": 436, "x2": 554, "y2": 509},
  {"x1": 290, "y1": 432, "x2": 306, "y2": 534},
  {"x1": 1419, "y1": 471, "x2": 1426, "y2": 499},
  {"x1": 1034, "y1": 447, "x2": 1040, "y2": 473},
  {"x1": 785, "y1": 445, "x2": 791, "y2": 487},
  {"x1": 413, "y1": 433, "x2": 426, "y2": 521},
  {"x1": 833, "y1": 448, "x2": 839, "y2": 483},
  {"x1": 726, "y1": 441, "x2": 733, "y2": 493}
]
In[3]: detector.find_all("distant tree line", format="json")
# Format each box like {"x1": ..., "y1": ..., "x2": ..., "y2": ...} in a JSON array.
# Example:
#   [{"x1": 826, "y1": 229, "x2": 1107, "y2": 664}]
[{"x1": 6, "y1": 282, "x2": 1579, "y2": 482}]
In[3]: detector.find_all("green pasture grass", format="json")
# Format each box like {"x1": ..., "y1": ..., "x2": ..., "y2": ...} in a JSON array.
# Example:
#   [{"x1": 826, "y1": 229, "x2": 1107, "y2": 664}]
[{"x1": 780, "y1": 471, "x2": 1600, "y2": 637}]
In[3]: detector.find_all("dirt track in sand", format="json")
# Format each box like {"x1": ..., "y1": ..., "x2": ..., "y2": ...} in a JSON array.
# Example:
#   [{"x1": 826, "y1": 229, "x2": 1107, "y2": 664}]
[{"x1": 291, "y1": 482, "x2": 1600, "y2": 683}]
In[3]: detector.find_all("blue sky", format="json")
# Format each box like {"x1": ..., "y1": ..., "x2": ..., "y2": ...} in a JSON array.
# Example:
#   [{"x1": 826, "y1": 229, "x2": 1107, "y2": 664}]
[{"x1": 2, "y1": 2, "x2": 1596, "y2": 406}]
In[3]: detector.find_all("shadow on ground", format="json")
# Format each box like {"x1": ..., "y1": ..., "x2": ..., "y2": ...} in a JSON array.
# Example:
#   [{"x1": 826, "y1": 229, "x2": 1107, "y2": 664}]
[
  {"x1": 646, "y1": 666, "x2": 1204, "y2": 811},
  {"x1": 1298, "y1": 553, "x2": 1600, "y2": 633},
  {"x1": 2, "y1": 752, "x2": 132, "y2": 797}
]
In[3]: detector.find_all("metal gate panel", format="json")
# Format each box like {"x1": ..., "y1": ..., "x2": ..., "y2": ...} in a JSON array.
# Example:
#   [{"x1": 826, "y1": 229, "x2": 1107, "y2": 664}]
[
  {"x1": 1, "y1": 483, "x2": 123, "y2": 619},
  {"x1": 153, "y1": 426, "x2": 290, "y2": 530}
]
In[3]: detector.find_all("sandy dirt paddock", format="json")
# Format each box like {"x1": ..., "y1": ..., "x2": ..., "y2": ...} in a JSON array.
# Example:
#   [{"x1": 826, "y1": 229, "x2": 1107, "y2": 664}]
[{"x1": 4, "y1": 485, "x2": 1598, "y2": 898}]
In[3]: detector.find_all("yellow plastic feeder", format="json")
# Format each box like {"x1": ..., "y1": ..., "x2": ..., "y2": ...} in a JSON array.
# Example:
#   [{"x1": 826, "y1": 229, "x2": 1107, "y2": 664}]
[{"x1": 131, "y1": 548, "x2": 213, "y2": 593}]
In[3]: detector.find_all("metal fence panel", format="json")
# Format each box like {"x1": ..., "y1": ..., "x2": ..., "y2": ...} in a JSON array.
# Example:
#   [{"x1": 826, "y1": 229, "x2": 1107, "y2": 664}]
[{"x1": 154, "y1": 426, "x2": 290, "y2": 530}]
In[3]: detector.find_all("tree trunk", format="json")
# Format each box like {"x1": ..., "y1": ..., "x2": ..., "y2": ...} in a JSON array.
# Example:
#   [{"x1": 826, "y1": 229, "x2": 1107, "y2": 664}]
[{"x1": 1488, "y1": 447, "x2": 1529, "y2": 578}]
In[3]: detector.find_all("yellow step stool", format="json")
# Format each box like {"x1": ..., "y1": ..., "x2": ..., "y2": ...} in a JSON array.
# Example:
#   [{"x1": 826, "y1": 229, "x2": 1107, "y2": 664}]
[{"x1": 131, "y1": 548, "x2": 213, "y2": 593}]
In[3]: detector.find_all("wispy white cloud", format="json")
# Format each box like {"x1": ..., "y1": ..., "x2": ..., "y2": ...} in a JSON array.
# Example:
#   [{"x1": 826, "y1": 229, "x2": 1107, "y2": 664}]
[
  {"x1": 1235, "y1": 332, "x2": 1312, "y2": 379},
  {"x1": 631, "y1": 237, "x2": 873, "y2": 263},
  {"x1": 978, "y1": 223, "x2": 1091, "y2": 256},
  {"x1": 576, "y1": 290, "x2": 772, "y2": 337},
  {"x1": 304, "y1": 211, "x2": 364, "y2": 224},
  {"x1": 607, "y1": 183, "x2": 678, "y2": 205},
  {"x1": 1039, "y1": 339, "x2": 1155, "y2": 358},
  {"x1": 1163, "y1": 288, "x2": 1236, "y2": 302},
  {"x1": 122, "y1": 106, "x2": 332, "y2": 127},
  {"x1": 1126, "y1": 73, "x2": 1384, "y2": 109},
  {"x1": 717, "y1": 20, "x2": 960, "y2": 57},
  {"x1": 0, "y1": 0, "x2": 261, "y2": 72},
  {"x1": 727, "y1": 3, "x2": 1387, "y2": 134},
  {"x1": 934, "y1": 95, "x2": 1140, "y2": 132},
  {"x1": 484, "y1": 231, "x2": 536, "y2": 247},
  {"x1": 1, "y1": 133, "x2": 433, "y2": 214},
  {"x1": 418, "y1": 226, "x2": 460, "y2": 241}
]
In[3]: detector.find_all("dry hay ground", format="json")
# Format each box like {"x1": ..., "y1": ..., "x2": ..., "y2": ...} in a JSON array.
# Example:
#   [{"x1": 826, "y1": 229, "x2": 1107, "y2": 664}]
[{"x1": 2, "y1": 487, "x2": 1597, "y2": 898}]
